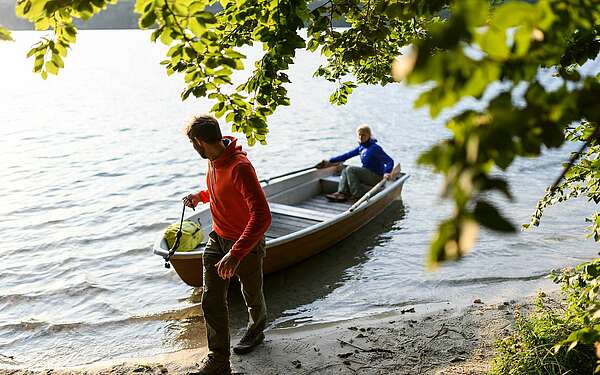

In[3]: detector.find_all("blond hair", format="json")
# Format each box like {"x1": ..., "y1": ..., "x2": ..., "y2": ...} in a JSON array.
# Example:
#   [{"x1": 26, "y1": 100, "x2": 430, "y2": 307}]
[{"x1": 356, "y1": 124, "x2": 372, "y2": 136}]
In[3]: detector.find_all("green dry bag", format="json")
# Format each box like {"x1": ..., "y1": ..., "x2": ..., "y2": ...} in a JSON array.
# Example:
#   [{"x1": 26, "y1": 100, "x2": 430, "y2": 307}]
[{"x1": 164, "y1": 220, "x2": 204, "y2": 252}]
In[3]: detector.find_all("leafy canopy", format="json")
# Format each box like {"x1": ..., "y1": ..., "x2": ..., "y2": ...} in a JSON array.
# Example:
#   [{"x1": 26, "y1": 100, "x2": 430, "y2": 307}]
[
  {"x1": 403, "y1": 0, "x2": 599, "y2": 266},
  {"x1": 402, "y1": 0, "x2": 599, "y2": 359}
]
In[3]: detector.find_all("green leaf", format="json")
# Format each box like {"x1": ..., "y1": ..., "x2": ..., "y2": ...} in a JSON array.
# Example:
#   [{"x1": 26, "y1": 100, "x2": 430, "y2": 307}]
[
  {"x1": 478, "y1": 29, "x2": 509, "y2": 60},
  {"x1": 33, "y1": 54, "x2": 44, "y2": 72},
  {"x1": 0, "y1": 26, "x2": 12, "y2": 41},
  {"x1": 46, "y1": 60, "x2": 59, "y2": 75},
  {"x1": 196, "y1": 11, "x2": 217, "y2": 24},
  {"x1": 224, "y1": 49, "x2": 245, "y2": 59},
  {"x1": 189, "y1": 18, "x2": 205, "y2": 36},
  {"x1": 139, "y1": 10, "x2": 157, "y2": 29},
  {"x1": 51, "y1": 54, "x2": 64, "y2": 68},
  {"x1": 159, "y1": 30, "x2": 174, "y2": 45},
  {"x1": 473, "y1": 200, "x2": 516, "y2": 233},
  {"x1": 492, "y1": 2, "x2": 534, "y2": 29}
]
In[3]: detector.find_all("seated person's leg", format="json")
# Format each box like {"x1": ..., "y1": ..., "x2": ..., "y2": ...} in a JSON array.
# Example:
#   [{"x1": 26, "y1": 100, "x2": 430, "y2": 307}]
[
  {"x1": 337, "y1": 166, "x2": 351, "y2": 195},
  {"x1": 347, "y1": 166, "x2": 382, "y2": 197},
  {"x1": 326, "y1": 167, "x2": 351, "y2": 201}
]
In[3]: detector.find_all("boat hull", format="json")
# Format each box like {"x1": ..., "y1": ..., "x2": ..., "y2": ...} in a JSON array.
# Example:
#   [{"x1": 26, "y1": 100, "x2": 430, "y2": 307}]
[
  {"x1": 263, "y1": 179, "x2": 404, "y2": 274},
  {"x1": 170, "y1": 257, "x2": 204, "y2": 287}
]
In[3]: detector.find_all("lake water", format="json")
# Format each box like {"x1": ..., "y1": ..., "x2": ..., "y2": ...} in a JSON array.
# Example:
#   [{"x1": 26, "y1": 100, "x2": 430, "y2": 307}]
[{"x1": 0, "y1": 30, "x2": 598, "y2": 369}]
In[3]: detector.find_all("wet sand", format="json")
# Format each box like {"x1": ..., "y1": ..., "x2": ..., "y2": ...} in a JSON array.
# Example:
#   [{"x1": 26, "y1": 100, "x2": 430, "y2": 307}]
[{"x1": 0, "y1": 285, "x2": 558, "y2": 375}]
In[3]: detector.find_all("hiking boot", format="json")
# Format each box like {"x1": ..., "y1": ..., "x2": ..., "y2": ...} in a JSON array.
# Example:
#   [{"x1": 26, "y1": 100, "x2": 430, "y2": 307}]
[
  {"x1": 189, "y1": 355, "x2": 231, "y2": 375},
  {"x1": 325, "y1": 192, "x2": 348, "y2": 202},
  {"x1": 348, "y1": 196, "x2": 359, "y2": 204},
  {"x1": 233, "y1": 330, "x2": 265, "y2": 355}
]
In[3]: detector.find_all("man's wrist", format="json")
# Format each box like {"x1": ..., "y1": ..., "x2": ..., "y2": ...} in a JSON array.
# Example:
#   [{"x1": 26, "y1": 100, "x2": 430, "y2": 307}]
[{"x1": 228, "y1": 250, "x2": 243, "y2": 261}]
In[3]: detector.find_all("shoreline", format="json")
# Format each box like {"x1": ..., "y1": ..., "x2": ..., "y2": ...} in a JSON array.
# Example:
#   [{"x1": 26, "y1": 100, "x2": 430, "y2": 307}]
[{"x1": 0, "y1": 284, "x2": 559, "y2": 375}]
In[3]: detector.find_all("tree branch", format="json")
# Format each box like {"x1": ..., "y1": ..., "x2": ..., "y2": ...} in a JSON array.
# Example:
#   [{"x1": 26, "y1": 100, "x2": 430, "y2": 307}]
[{"x1": 549, "y1": 123, "x2": 600, "y2": 193}]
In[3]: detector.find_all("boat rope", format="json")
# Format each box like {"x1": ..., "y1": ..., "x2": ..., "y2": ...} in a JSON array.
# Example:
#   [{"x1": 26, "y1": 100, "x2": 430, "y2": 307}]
[{"x1": 163, "y1": 203, "x2": 187, "y2": 269}]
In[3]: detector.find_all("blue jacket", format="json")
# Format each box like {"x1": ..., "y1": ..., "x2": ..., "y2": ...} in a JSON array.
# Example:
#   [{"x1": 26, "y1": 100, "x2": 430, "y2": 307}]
[{"x1": 329, "y1": 138, "x2": 394, "y2": 176}]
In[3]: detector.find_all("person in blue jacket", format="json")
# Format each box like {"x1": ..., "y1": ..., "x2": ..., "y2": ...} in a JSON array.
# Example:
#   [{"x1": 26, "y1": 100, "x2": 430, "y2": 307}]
[{"x1": 317, "y1": 125, "x2": 395, "y2": 202}]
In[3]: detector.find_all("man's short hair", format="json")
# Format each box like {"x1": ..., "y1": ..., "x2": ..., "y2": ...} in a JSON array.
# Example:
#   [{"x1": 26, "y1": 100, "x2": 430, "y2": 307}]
[
  {"x1": 356, "y1": 124, "x2": 372, "y2": 136},
  {"x1": 184, "y1": 115, "x2": 222, "y2": 143}
]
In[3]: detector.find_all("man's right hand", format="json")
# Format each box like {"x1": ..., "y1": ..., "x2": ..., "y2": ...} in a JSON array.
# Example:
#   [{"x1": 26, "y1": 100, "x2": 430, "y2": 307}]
[{"x1": 182, "y1": 194, "x2": 198, "y2": 208}]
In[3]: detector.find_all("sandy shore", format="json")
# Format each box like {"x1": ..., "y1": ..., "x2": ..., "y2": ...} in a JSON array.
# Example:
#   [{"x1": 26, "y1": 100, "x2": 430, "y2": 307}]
[{"x1": 1, "y1": 288, "x2": 558, "y2": 375}]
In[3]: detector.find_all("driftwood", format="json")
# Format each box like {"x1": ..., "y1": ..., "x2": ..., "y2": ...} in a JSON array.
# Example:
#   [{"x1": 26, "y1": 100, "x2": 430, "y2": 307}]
[{"x1": 336, "y1": 338, "x2": 394, "y2": 354}]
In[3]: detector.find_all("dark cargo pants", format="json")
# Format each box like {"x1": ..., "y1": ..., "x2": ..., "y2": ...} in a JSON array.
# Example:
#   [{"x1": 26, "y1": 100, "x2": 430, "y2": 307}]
[{"x1": 201, "y1": 231, "x2": 267, "y2": 362}]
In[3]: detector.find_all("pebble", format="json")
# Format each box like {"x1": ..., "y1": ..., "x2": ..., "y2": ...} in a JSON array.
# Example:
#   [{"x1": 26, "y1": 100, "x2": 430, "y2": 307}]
[
  {"x1": 473, "y1": 299, "x2": 483, "y2": 304},
  {"x1": 291, "y1": 360, "x2": 301, "y2": 368}
]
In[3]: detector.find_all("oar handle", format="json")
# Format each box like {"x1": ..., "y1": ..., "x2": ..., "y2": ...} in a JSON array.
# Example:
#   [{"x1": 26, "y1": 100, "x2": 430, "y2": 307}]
[
  {"x1": 259, "y1": 165, "x2": 317, "y2": 184},
  {"x1": 348, "y1": 178, "x2": 388, "y2": 212}
]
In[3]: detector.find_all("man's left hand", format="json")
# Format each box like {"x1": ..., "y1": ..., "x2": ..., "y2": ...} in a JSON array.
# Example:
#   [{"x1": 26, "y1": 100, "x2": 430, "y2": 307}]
[
  {"x1": 215, "y1": 252, "x2": 241, "y2": 279},
  {"x1": 383, "y1": 173, "x2": 391, "y2": 180}
]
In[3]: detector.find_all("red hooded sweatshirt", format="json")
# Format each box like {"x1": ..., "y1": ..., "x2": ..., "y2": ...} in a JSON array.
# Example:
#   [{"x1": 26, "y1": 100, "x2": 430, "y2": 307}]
[{"x1": 193, "y1": 136, "x2": 271, "y2": 260}]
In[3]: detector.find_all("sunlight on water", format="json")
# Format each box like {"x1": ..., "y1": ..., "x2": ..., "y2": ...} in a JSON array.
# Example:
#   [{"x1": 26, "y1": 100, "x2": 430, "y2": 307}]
[{"x1": 0, "y1": 30, "x2": 598, "y2": 368}]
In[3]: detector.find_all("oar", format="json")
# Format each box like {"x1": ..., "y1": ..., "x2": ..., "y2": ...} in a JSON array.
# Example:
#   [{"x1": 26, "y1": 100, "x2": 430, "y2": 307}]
[
  {"x1": 259, "y1": 165, "x2": 317, "y2": 184},
  {"x1": 348, "y1": 178, "x2": 388, "y2": 212},
  {"x1": 347, "y1": 164, "x2": 402, "y2": 212}
]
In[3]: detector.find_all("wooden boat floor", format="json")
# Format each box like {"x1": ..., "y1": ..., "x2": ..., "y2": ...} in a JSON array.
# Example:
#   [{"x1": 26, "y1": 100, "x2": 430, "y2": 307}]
[
  {"x1": 265, "y1": 195, "x2": 350, "y2": 240},
  {"x1": 294, "y1": 194, "x2": 352, "y2": 214},
  {"x1": 266, "y1": 212, "x2": 321, "y2": 240}
]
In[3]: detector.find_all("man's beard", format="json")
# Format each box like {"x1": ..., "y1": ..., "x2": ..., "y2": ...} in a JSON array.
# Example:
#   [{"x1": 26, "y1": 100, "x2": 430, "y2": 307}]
[{"x1": 194, "y1": 146, "x2": 207, "y2": 159}]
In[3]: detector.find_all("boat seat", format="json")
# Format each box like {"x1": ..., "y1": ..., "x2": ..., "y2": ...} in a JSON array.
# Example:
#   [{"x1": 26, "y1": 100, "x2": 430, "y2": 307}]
[
  {"x1": 269, "y1": 202, "x2": 337, "y2": 222},
  {"x1": 319, "y1": 175, "x2": 340, "y2": 194},
  {"x1": 320, "y1": 175, "x2": 340, "y2": 183}
]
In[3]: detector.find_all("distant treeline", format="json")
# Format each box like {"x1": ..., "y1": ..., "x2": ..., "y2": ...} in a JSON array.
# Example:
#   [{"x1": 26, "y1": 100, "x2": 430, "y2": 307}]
[
  {"x1": 0, "y1": 0, "x2": 349, "y2": 30},
  {"x1": 2, "y1": 0, "x2": 144, "y2": 30}
]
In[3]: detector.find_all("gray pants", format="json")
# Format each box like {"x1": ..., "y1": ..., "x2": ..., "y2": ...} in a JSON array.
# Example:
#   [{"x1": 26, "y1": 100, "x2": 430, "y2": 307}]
[
  {"x1": 202, "y1": 231, "x2": 267, "y2": 362},
  {"x1": 338, "y1": 166, "x2": 382, "y2": 197}
]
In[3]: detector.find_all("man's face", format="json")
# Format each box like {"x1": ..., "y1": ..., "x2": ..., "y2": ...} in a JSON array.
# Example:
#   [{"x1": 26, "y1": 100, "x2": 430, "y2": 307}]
[
  {"x1": 191, "y1": 137, "x2": 207, "y2": 159},
  {"x1": 357, "y1": 130, "x2": 370, "y2": 144}
]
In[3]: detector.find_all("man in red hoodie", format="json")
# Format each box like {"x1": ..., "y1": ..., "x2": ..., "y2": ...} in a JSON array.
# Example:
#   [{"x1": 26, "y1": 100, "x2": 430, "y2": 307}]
[{"x1": 182, "y1": 115, "x2": 272, "y2": 375}]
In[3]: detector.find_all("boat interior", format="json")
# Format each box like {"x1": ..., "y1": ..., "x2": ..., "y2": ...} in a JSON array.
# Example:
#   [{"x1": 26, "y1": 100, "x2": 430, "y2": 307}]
[
  {"x1": 163, "y1": 166, "x2": 403, "y2": 250},
  {"x1": 264, "y1": 174, "x2": 352, "y2": 240}
]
